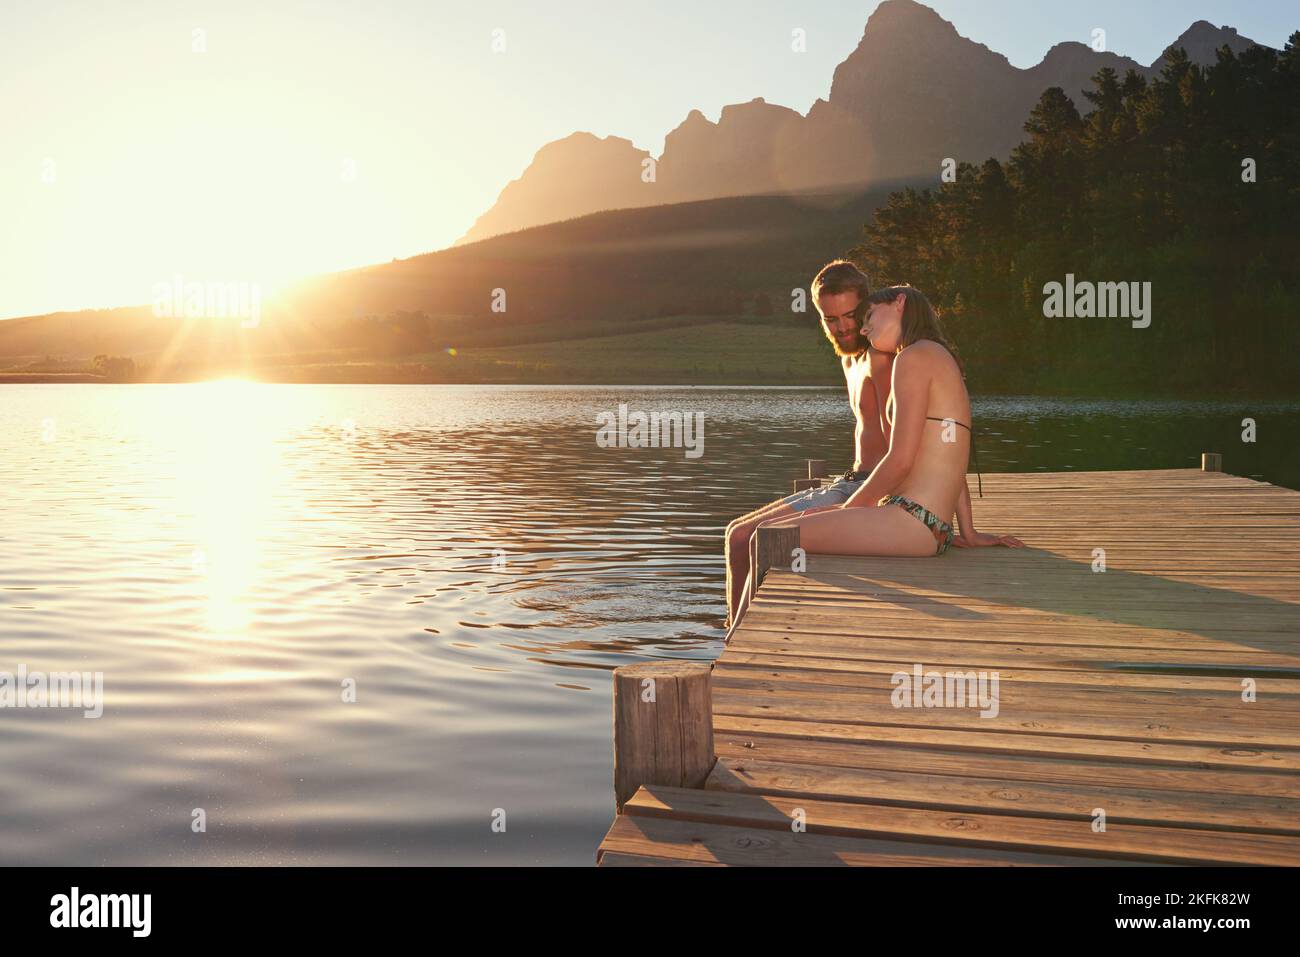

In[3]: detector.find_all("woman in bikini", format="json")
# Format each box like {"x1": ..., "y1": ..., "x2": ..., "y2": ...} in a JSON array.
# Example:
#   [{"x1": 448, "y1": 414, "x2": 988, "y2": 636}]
[{"x1": 729, "y1": 285, "x2": 1021, "y2": 632}]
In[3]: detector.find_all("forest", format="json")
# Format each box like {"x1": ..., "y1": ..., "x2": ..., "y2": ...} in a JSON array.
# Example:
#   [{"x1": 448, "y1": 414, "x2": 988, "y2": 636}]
[{"x1": 851, "y1": 37, "x2": 1300, "y2": 394}]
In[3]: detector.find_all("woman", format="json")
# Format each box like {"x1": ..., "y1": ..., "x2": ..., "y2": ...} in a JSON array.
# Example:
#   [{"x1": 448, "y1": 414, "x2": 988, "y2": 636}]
[{"x1": 728, "y1": 284, "x2": 1021, "y2": 634}]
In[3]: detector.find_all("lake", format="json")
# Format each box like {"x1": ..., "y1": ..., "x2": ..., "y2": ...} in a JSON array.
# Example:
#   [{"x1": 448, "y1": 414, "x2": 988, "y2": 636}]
[{"x1": 2, "y1": 383, "x2": 1297, "y2": 865}]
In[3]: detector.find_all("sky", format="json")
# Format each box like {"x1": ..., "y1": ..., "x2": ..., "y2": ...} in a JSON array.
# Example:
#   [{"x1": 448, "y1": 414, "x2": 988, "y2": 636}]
[{"x1": 1, "y1": 0, "x2": 1295, "y2": 319}]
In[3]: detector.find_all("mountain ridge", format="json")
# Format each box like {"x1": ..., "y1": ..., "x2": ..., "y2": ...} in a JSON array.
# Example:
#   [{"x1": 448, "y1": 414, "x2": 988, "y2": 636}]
[{"x1": 455, "y1": 0, "x2": 1268, "y2": 245}]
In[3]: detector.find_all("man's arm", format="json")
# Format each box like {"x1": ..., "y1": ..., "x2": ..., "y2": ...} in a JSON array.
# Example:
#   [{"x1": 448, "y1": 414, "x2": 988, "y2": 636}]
[
  {"x1": 850, "y1": 352, "x2": 893, "y2": 472},
  {"x1": 843, "y1": 356, "x2": 862, "y2": 468},
  {"x1": 868, "y1": 348, "x2": 894, "y2": 446},
  {"x1": 855, "y1": 387, "x2": 888, "y2": 471}
]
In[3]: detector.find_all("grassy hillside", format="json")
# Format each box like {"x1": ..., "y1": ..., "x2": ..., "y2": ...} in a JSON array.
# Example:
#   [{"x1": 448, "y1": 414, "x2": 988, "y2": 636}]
[
  {"x1": 39, "y1": 315, "x2": 836, "y2": 385},
  {"x1": 418, "y1": 318, "x2": 839, "y2": 385},
  {"x1": 0, "y1": 184, "x2": 900, "y2": 384}
]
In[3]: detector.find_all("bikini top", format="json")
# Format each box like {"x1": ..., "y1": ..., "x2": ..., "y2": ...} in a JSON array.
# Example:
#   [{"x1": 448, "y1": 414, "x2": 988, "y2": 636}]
[
  {"x1": 883, "y1": 395, "x2": 984, "y2": 498},
  {"x1": 925, "y1": 416, "x2": 983, "y2": 498}
]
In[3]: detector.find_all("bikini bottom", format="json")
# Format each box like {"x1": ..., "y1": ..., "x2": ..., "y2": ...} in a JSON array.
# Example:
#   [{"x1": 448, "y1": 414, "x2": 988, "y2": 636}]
[{"x1": 880, "y1": 494, "x2": 954, "y2": 555}]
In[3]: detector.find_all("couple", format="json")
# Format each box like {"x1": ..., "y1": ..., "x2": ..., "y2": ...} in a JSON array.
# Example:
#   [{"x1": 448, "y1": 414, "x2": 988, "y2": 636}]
[{"x1": 725, "y1": 260, "x2": 1023, "y2": 632}]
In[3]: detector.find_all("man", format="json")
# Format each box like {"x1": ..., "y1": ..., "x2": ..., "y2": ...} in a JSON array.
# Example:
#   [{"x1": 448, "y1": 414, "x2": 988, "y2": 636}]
[{"x1": 724, "y1": 260, "x2": 895, "y2": 626}]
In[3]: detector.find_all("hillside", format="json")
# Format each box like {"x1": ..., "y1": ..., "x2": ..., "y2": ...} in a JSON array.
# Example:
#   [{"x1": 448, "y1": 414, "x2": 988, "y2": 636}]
[{"x1": 0, "y1": 184, "x2": 901, "y2": 382}]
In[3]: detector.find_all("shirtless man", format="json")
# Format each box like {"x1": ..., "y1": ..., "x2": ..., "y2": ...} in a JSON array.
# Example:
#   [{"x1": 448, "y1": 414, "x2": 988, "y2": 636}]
[{"x1": 724, "y1": 260, "x2": 893, "y2": 626}]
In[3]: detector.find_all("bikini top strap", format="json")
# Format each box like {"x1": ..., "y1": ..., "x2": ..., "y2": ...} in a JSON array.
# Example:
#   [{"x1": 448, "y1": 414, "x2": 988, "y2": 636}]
[{"x1": 924, "y1": 417, "x2": 982, "y2": 497}]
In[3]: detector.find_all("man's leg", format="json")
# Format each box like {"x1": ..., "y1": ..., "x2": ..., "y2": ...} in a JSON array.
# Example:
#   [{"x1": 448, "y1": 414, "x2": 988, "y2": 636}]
[{"x1": 725, "y1": 498, "x2": 800, "y2": 626}]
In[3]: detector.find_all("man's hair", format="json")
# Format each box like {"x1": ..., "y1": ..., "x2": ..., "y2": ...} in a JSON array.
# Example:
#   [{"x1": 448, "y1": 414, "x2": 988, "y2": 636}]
[{"x1": 811, "y1": 260, "x2": 871, "y2": 310}]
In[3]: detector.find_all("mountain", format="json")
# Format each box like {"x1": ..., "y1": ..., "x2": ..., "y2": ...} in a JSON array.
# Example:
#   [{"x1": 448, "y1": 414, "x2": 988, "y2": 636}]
[
  {"x1": 657, "y1": 99, "x2": 809, "y2": 204},
  {"x1": 455, "y1": 132, "x2": 651, "y2": 246},
  {"x1": 456, "y1": 0, "x2": 1268, "y2": 244},
  {"x1": 1156, "y1": 21, "x2": 1259, "y2": 66}
]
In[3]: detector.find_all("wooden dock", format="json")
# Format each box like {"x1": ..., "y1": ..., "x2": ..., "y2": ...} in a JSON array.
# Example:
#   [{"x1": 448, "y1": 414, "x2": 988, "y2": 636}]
[{"x1": 597, "y1": 462, "x2": 1300, "y2": 866}]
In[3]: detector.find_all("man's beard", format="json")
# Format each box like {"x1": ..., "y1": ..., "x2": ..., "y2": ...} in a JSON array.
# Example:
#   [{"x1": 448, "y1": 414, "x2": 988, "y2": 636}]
[{"x1": 826, "y1": 328, "x2": 868, "y2": 358}]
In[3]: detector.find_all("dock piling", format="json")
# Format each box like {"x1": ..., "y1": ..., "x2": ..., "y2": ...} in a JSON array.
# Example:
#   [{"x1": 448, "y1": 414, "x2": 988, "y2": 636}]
[
  {"x1": 744, "y1": 524, "x2": 801, "y2": 617},
  {"x1": 1202, "y1": 452, "x2": 1223, "y2": 472},
  {"x1": 612, "y1": 662, "x2": 715, "y2": 812},
  {"x1": 754, "y1": 524, "x2": 800, "y2": 591}
]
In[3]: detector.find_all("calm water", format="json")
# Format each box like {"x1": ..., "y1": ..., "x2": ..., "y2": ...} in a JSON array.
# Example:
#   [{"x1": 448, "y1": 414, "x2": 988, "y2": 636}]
[{"x1": 2, "y1": 384, "x2": 1297, "y2": 865}]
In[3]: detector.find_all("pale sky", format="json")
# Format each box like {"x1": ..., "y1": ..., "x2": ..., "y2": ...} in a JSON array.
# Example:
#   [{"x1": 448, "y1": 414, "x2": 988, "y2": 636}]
[{"x1": 2, "y1": 0, "x2": 1294, "y2": 319}]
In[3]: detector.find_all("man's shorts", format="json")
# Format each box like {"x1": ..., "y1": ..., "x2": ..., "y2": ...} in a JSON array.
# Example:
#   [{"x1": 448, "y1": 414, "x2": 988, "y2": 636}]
[{"x1": 778, "y1": 477, "x2": 865, "y2": 513}]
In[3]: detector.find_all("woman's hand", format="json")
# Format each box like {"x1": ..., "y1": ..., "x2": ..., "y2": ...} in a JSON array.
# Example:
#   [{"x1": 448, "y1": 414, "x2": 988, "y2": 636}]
[{"x1": 952, "y1": 530, "x2": 1025, "y2": 548}]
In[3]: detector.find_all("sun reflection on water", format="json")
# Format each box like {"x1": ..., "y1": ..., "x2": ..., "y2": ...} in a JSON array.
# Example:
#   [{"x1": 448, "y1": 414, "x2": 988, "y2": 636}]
[{"x1": 174, "y1": 380, "x2": 286, "y2": 639}]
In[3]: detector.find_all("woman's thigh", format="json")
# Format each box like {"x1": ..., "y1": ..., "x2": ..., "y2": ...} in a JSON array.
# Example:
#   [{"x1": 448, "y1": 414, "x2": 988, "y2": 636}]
[
  {"x1": 729, "y1": 496, "x2": 798, "y2": 531},
  {"x1": 767, "y1": 504, "x2": 937, "y2": 557}
]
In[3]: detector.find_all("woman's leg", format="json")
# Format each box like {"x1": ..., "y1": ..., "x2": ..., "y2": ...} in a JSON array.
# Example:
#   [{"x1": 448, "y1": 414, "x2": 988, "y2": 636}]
[
  {"x1": 765, "y1": 504, "x2": 938, "y2": 557},
  {"x1": 728, "y1": 504, "x2": 936, "y2": 633}
]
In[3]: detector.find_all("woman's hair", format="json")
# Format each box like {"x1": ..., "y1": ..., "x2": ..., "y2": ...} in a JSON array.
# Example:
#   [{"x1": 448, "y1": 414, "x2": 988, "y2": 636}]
[{"x1": 867, "y1": 284, "x2": 960, "y2": 367}]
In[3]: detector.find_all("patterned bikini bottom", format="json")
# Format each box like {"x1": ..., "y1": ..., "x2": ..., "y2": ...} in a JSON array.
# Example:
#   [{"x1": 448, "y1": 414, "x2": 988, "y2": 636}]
[{"x1": 880, "y1": 494, "x2": 954, "y2": 555}]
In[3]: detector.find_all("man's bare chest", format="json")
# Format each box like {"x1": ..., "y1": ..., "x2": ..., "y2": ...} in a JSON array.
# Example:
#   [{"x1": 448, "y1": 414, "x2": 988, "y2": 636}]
[{"x1": 846, "y1": 365, "x2": 876, "y2": 416}]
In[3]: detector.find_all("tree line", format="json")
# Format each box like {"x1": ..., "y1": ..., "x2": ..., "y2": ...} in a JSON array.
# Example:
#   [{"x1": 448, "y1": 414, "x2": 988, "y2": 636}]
[{"x1": 850, "y1": 36, "x2": 1300, "y2": 395}]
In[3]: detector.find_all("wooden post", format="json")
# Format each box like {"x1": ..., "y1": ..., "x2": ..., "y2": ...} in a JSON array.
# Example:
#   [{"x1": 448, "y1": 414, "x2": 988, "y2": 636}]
[
  {"x1": 792, "y1": 478, "x2": 820, "y2": 493},
  {"x1": 1202, "y1": 452, "x2": 1223, "y2": 472},
  {"x1": 738, "y1": 524, "x2": 803, "y2": 634},
  {"x1": 612, "y1": 662, "x2": 714, "y2": 812},
  {"x1": 754, "y1": 525, "x2": 801, "y2": 590},
  {"x1": 807, "y1": 459, "x2": 828, "y2": 480}
]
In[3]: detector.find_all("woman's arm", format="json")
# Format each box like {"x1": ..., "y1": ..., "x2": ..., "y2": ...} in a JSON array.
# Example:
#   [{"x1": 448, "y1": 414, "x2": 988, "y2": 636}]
[
  {"x1": 952, "y1": 483, "x2": 1026, "y2": 548},
  {"x1": 842, "y1": 347, "x2": 930, "y2": 508},
  {"x1": 955, "y1": 483, "x2": 974, "y2": 536}
]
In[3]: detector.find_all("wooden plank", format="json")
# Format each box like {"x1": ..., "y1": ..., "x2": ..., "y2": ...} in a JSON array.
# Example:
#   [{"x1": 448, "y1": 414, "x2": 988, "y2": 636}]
[
  {"x1": 718, "y1": 652, "x2": 1300, "y2": 693},
  {"x1": 712, "y1": 732, "x2": 1300, "y2": 797},
  {"x1": 712, "y1": 686, "x2": 1300, "y2": 748},
  {"x1": 751, "y1": 592, "x2": 1300, "y2": 626},
  {"x1": 728, "y1": 629, "x2": 1300, "y2": 669},
  {"x1": 596, "y1": 851, "x2": 721, "y2": 867},
  {"x1": 706, "y1": 756, "x2": 1300, "y2": 834},
  {"x1": 760, "y1": 576, "x2": 1300, "y2": 601},
  {"x1": 735, "y1": 611, "x2": 1300, "y2": 650},
  {"x1": 711, "y1": 668, "x2": 1300, "y2": 717},
  {"x1": 759, "y1": 575, "x2": 1298, "y2": 602},
  {"x1": 596, "y1": 803, "x2": 1142, "y2": 866},
  {"x1": 624, "y1": 786, "x2": 1300, "y2": 865},
  {"x1": 711, "y1": 715, "x2": 1300, "y2": 772}
]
